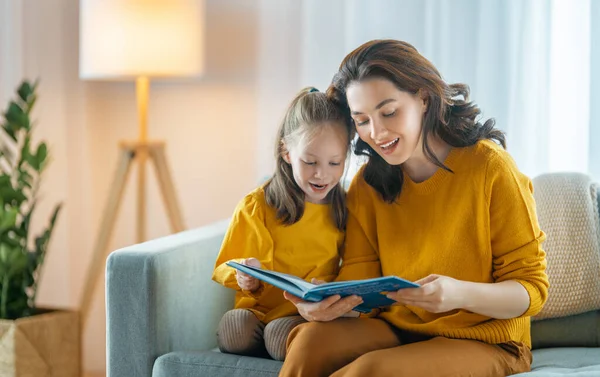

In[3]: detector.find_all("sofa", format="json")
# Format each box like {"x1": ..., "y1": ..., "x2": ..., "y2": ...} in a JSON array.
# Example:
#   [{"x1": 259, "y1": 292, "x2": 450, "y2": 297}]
[{"x1": 106, "y1": 173, "x2": 600, "y2": 377}]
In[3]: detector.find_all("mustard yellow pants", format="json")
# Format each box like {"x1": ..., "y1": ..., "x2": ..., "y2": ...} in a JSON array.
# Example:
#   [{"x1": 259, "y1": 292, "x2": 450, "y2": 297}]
[{"x1": 279, "y1": 318, "x2": 531, "y2": 377}]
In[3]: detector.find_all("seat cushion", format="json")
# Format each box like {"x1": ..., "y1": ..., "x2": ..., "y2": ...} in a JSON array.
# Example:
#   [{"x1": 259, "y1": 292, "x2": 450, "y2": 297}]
[
  {"x1": 153, "y1": 351, "x2": 283, "y2": 377},
  {"x1": 515, "y1": 348, "x2": 600, "y2": 376},
  {"x1": 153, "y1": 348, "x2": 600, "y2": 377}
]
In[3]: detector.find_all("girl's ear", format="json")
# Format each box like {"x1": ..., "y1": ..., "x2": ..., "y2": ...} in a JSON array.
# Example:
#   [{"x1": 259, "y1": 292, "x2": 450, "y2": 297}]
[{"x1": 280, "y1": 141, "x2": 291, "y2": 164}]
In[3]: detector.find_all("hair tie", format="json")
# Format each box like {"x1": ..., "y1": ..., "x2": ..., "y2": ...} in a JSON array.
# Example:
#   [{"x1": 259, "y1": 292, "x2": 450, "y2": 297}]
[{"x1": 309, "y1": 88, "x2": 319, "y2": 93}]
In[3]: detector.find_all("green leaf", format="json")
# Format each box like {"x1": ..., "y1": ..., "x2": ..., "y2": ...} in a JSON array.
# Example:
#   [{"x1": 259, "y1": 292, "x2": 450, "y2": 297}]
[
  {"x1": 0, "y1": 186, "x2": 26, "y2": 207},
  {"x1": 0, "y1": 174, "x2": 10, "y2": 187},
  {"x1": 1, "y1": 121, "x2": 17, "y2": 142},
  {"x1": 0, "y1": 208, "x2": 18, "y2": 231},
  {"x1": 19, "y1": 136, "x2": 31, "y2": 170},
  {"x1": 35, "y1": 143, "x2": 48, "y2": 168},
  {"x1": 17, "y1": 82, "x2": 33, "y2": 103},
  {"x1": 5, "y1": 102, "x2": 29, "y2": 131}
]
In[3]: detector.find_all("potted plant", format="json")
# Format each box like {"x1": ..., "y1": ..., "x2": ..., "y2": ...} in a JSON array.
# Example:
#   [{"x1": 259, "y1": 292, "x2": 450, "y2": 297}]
[{"x1": 0, "y1": 81, "x2": 79, "y2": 377}]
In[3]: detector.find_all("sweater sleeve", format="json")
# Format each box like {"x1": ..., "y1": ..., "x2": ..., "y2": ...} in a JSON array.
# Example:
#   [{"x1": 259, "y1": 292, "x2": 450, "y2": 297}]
[
  {"x1": 486, "y1": 151, "x2": 549, "y2": 317},
  {"x1": 212, "y1": 192, "x2": 274, "y2": 298},
  {"x1": 337, "y1": 172, "x2": 382, "y2": 282}
]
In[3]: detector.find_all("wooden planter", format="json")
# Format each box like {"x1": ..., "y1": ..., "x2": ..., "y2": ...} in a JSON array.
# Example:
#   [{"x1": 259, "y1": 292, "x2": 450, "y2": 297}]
[{"x1": 0, "y1": 309, "x2": 80, "y2": 377}]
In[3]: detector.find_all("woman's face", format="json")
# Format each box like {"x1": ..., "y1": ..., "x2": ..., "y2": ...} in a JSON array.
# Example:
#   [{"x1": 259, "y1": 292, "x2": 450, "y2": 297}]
[{"x1": 346, "y1": 78, "x2": 427, "y2": 166}]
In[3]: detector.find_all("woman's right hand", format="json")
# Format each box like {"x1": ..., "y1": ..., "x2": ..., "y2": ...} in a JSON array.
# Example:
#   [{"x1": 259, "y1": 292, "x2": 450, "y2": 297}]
[
  {"x1": 283, "y1": 278, "x2": 364, "y2": 322},
  {"x1": 235, "y1": 258, "x2": 261, "y2": 292}
]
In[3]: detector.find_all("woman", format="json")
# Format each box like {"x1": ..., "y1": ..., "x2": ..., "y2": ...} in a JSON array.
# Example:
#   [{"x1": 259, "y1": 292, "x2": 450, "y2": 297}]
[{"x1": 279, "y1": 39, "x2": 548, "y2": 377}]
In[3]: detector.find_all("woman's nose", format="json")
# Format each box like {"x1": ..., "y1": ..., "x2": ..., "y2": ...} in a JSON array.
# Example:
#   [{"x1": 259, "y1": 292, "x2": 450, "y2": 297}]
[{"x1": 370, "y1": 118, "x2": 388, "y2": 141}]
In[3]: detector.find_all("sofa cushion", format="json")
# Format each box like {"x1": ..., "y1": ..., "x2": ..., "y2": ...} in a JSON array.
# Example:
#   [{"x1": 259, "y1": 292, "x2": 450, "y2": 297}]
[
  {"x1": 515, "y1": 348, "x2": 600, "y2": 376},
  {"x1": 153, "y1": 351, "x2": 282, "y2": 377},
  {"x1": 152, "y1": 348, "x2": 600, "y2": 377},
  {"x1": 533, "y1": 173, "x2": 600, "y2": 319},
  {"x1": 531, "y1": 310, "x2": 600, "y2": 349}
]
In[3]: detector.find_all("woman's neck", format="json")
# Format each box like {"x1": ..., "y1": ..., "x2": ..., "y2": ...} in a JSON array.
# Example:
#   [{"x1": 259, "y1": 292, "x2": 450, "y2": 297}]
[{"x1": 402, "y1": 135, "x2": 452, "y2": 183}]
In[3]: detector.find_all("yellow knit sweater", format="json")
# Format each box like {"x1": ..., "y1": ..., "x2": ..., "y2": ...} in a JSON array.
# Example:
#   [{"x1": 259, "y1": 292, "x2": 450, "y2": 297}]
[
  {"x1": 212, "y1": 187, "x2": 344, "y2": 323},
  {"x1": 339, "y1": 140, "x2": 548, "y2": 348}
]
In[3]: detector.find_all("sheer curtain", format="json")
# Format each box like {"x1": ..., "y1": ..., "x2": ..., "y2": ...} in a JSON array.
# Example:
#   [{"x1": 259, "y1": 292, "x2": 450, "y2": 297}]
[
  {"x1": 257, "y1": 0, "x2": 599, "y2": 180},
  {"x1": 0, "y1": 0, "x2": 23, "y2": 105}
]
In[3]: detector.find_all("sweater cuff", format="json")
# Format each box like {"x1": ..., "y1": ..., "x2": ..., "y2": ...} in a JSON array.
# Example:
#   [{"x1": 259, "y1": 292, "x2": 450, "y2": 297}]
[
  {"x1": 516, "y1": 279, "x2": 545, "y2": 317},
  {"x1": 359, "y1": 308, "x2": 381, "y2": 318}
]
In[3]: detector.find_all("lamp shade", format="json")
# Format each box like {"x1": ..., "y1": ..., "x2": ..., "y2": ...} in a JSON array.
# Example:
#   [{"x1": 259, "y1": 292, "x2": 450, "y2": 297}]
[{"x1": 79, "y1": 0, "x2": 204, "y2": 80}]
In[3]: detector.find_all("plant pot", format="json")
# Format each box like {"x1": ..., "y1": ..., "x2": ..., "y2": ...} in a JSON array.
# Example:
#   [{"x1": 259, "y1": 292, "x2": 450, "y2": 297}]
[{"x1": 0, "y1": 309, "x2": 80, "y2": 377}]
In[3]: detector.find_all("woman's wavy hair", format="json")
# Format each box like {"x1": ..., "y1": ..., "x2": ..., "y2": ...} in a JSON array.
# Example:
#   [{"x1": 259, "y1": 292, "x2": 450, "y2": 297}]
[
  {"x1": 264, "y1": 87, "x2": 354, "y2": 230},
  {"x1": 327, "y1": 39, "x2": 506, "y2": 203}
]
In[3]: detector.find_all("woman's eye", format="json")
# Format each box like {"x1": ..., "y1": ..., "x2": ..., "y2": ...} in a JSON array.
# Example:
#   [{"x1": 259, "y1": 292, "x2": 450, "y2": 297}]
[
  {"x1": 383, "y1": 110, "x2": 396, "y2": 117},
  {"x1": 355, "y1": 119, "x2": 369, "y2": 126}
]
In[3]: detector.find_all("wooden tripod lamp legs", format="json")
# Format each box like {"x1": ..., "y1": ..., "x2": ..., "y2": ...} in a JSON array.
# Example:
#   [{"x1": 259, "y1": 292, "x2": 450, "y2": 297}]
[{"x1": 79, "y1": 141, "x2": 185, "y2": 328}]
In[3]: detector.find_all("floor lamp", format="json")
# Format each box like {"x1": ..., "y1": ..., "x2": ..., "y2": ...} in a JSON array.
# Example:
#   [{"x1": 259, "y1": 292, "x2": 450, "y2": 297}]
[{"x1": 78, "y1": 0, "x2": 204, "y2": 327}]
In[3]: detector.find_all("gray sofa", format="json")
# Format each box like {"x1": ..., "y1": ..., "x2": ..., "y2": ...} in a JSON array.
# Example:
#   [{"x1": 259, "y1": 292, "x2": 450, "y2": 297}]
[{"x1": 106, "y1": 176, "x2": 600, "y2": 377}]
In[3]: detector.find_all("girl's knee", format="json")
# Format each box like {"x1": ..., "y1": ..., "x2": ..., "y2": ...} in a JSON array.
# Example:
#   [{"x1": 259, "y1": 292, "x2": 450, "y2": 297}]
[
  {"x1": 216, "y1": 309, "x2": 264, "y2": 355},
  {"x1": 264, "y1": 316, "x2": 305, "y2": 360}
]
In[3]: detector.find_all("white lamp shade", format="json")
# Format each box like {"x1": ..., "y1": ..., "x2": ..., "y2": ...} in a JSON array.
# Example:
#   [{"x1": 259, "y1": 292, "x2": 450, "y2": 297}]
[{"x1": 80, "y1": 0, "x2": 204, "y2": 80}]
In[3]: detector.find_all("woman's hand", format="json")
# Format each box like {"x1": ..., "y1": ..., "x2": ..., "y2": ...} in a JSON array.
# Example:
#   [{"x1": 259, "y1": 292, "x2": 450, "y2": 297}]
[
  {"x1": 284, "y1": 278, "x2": 364, "y2": 322},
  {"x1": 235, "y1": 258, "x2": 261, "y2": 292},
  {"x1": 386, "y1": 274, "x2": 465, "y2": 313}
]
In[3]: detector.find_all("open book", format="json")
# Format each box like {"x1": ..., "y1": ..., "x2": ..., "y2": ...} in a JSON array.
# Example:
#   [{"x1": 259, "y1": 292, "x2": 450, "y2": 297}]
[{"x1": 226, "y1": 261, "x2": 419, "y2": 313}]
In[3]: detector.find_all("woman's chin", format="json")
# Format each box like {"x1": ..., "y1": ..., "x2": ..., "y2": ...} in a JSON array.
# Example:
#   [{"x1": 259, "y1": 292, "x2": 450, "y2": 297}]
[{"x1": 379, "y1": 152, "x2": 406, "y2": 166}]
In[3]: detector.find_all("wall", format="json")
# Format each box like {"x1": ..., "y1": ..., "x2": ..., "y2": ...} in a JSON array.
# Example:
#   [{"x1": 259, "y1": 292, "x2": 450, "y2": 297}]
[{"x1": 2, "y1": 0, "x2": 260, "y2": 374}]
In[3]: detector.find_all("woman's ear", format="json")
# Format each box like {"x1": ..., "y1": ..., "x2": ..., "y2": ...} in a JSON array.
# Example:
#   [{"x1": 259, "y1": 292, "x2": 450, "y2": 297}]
[
  {"x1": 280, "y1": 141, "x2": 291, "y2": 164},
  {"x1": 418, "y1": 89, "x2": 429, "y2": 113}
]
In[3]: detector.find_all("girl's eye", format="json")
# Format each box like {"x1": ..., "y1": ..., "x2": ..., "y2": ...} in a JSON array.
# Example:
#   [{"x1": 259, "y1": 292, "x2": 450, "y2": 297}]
[
  {"x1": 383, "y1": 110, "x2": 396, "y2": 117},
  {"x1": 330, "y1": 162, "x2": 341, "y2": 166},
  {"x1": 302, "y1": 160, "x2": 316, "y2": 166}
]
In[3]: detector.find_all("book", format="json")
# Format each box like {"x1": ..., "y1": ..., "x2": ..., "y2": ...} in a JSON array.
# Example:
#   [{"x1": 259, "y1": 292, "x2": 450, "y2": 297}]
[{"x1": 226, "y1": 261, "x2": 420, "y2": 313}]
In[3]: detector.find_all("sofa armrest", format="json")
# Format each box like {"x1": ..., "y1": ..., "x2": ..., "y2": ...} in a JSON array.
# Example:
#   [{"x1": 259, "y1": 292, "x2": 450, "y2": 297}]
[{"x1": 106, "y1": 220, "x2": 234, "y2": 377}]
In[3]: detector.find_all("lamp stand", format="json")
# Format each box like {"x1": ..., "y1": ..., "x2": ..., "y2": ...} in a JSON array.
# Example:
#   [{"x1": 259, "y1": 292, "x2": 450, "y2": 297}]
[{"x1": 79, "y1": 76, "x2": 185, "y2": 327}]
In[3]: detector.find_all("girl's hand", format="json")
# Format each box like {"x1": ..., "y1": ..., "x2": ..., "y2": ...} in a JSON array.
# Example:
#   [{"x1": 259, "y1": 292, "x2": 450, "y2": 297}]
[
  {"x1": 235, "y1": 258, "x2": 261, "y2": 292},
  {"x1": 386, "y1": 274, "x2": 466, "y2": 313},
  {"x1": 283, "y1": 278, "x2": 363, "y2": 322}
]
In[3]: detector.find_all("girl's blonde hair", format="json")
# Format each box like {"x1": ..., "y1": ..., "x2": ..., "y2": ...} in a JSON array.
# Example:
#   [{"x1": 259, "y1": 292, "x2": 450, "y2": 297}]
[{"x1": 264, "y1": 87, "x2": 354, "y2": 230}]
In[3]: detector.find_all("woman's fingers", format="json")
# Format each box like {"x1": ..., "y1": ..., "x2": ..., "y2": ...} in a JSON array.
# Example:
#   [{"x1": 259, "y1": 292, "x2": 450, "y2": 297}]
[
  {"x1": 328, "y1": 296, "x2": 363, "y2": 315},
  {"x1": 414, "y1": 274, "x2": 439, "y2": 286},
  {"x1": 283, "y1": 291, "x2": 303, "y2": 304},
  {"x1": 284, "y1": 292, "x2": 363, "y2": 322}
]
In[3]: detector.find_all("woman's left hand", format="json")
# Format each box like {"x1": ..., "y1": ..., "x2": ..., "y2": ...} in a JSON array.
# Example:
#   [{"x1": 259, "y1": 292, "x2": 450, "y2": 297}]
[{"x1": 386, "y1": 274, "x2": 466, "y2": 313}]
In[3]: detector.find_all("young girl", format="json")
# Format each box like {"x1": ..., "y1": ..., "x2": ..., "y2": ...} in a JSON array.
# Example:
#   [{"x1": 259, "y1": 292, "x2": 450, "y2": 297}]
[
  {"x1": 212, "y1": 87, "x2": 353, "y2": 361},
  {"x1": 281, "y1": 40, "x2": 549, "y2": 377}
]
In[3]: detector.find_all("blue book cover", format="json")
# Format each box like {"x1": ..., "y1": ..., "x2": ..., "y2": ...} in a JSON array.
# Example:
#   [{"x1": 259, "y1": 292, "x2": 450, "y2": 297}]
[{"x1": 226, "y1": 261, "x2": 419, "y2": 313}]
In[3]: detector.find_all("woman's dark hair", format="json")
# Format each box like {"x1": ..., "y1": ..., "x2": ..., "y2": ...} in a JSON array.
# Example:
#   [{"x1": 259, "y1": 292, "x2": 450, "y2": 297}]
[{"x1": 327, "y1": 39, "x2": 505, "y2": 203}]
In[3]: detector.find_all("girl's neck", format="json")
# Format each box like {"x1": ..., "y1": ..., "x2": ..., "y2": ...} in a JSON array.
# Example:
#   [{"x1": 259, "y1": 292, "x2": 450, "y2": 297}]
[{"x1": 402, "y1": 135, "x2": 452, "y2": 183}]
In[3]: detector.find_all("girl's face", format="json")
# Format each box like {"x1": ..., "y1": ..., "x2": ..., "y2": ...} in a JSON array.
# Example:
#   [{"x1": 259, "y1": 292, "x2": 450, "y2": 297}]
[
  {"x1": 284, "y1": 123, "x2": 348, "y2": 204},
  {"x1": 346, "y1": 78, "x2": 427, "y2": 166}
]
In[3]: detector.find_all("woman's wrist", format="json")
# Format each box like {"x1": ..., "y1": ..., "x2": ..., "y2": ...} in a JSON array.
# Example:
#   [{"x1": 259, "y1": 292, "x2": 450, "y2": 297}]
[
  {"x1": 456, "y1": 280, "x2": 475, "y2": 312},
  {"x1": 453, "y1": 279, "x2": 530, "y2": 319}
]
